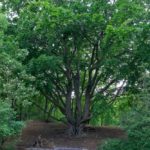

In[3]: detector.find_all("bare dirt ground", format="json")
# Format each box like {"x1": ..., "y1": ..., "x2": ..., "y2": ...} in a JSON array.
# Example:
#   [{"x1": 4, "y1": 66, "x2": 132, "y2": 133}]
[{"x1": 17, "y1": 121, "x2": 126, "y2": 150}]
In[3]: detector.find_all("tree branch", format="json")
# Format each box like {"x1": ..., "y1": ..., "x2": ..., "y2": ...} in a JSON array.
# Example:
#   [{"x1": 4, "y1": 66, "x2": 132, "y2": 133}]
[{"x1": 98, "y1": 79, "x2": 117, "y2": 94}]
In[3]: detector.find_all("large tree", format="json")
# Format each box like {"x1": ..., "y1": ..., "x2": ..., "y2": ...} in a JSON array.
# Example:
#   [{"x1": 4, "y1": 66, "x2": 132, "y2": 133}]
[{"x1": 7, "y1": 0, "x2": 149, "y2": 135}]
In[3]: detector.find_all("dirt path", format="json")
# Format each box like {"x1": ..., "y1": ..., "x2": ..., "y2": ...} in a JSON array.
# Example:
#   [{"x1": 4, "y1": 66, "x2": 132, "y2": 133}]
[{"x1": 17, "y1": 121, "x2": 126, "y2": 150}]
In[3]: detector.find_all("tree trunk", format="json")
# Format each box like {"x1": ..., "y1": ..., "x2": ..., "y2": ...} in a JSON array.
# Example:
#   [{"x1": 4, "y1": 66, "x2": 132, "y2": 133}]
[
  {"x1": 0, "y1": 138, "x2": 6, "y2": 149},
  {"x1": 44, "y1": 97, "x2": 48, "y2": 121},
  {"x1": 67, "y1": 122, "x2": 85, "y2": 136},
  {"x1": 65, "y1": 88, "x2": 91, "y2": 136}
]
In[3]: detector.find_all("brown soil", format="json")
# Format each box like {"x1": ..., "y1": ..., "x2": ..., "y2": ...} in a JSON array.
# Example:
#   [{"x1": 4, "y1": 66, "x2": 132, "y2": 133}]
[{"x1": 17, "y1": 121, "x2": 126, "y2": 150}]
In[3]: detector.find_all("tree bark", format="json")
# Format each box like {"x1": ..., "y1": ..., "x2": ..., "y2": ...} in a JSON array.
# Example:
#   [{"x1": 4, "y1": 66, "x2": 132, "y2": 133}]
[{"x1": 67, "y1": 122, "x2": 85, "y2": 136}]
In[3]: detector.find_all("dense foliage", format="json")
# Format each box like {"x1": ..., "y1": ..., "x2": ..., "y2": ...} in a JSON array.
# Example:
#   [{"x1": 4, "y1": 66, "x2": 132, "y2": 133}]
[
  {"x1": 0, "y1": 101, "x2": 24, "y2": 148},
  {"x1": 0, "y1": 12, "x2": 39, "y2": 119},
  {"x1": 100, "y1": 75, "x2": 150, "y2": 150},
  {"x1": 0, "y1": 12, "x2": 36, "y2": 149}
]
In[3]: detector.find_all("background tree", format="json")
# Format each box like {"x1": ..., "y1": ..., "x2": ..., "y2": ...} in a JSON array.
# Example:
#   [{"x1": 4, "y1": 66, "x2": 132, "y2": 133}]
[
  {"x1": 0, "y1": 12, "x2": 39, "y2": 120},
  {"x1": 0, "y1": 13, "x2": 24, "y2": 149},
  {"x1": 14, "y1": 0, "x2": 150, "y2": 135}
]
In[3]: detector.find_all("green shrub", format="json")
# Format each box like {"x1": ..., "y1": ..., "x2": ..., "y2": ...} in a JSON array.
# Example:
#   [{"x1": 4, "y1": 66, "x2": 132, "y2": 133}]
[
  {"x1": 0, "y1": 101, "x2": 24, "y2": 147},
  {"x1": 100, "y1": 75, "x2": 150, "y2": 150}
]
